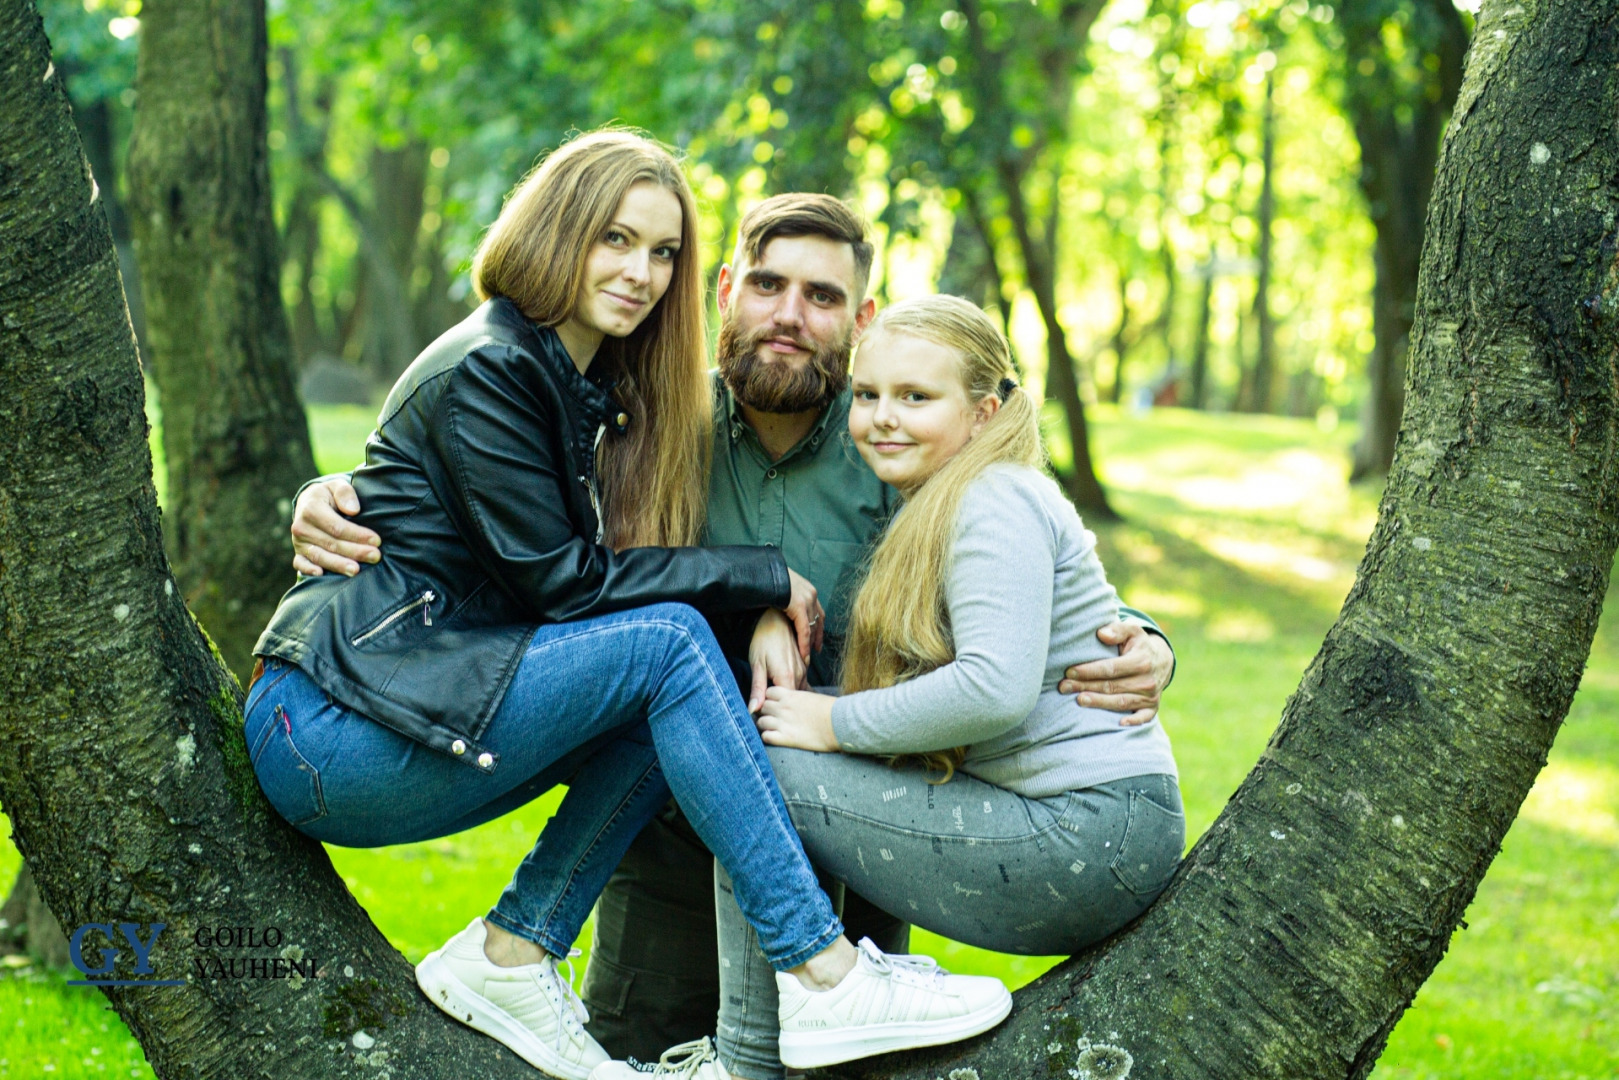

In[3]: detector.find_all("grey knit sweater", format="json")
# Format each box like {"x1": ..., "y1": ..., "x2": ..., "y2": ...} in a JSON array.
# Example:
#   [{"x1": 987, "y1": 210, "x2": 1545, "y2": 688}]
[{"x1": 829, "y1": 464, "x2": 1178, "y2": 798}]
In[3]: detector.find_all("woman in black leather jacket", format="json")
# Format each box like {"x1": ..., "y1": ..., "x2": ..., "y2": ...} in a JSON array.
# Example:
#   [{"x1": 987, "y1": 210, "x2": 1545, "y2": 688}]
[{"x1": 244, "y1": 131, "x2": 1008, "y2": 1079}]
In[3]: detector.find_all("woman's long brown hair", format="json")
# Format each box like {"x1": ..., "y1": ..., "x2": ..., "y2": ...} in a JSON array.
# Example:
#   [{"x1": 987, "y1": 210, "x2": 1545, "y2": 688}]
[{"x1": 471, "y1": 128, "x2": 710, "y2": 549}]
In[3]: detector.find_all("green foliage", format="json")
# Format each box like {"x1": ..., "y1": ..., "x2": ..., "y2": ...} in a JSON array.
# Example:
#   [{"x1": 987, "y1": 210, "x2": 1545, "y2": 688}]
[{"x1": 36, "y1": 0, "x2": 1434, "y2": 418}]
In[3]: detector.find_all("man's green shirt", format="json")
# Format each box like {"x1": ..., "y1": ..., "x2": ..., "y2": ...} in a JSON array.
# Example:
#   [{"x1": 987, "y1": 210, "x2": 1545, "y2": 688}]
[
  {"x1": 702, "y1": 377, "x2": 897, "y2": 686},
  {"x1": 701, "y1": 374, "x2": 1170, "y2": 688}
]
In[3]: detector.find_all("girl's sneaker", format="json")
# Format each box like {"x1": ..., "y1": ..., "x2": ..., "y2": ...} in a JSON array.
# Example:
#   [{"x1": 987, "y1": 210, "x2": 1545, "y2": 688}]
[
  {"x1": 415, "y1": 916, "x2": 610, "y2": 1080},
  {"x1": 775, "y1": 938, "x2": 1011, "y2": 1069},
  {"x1": 590, "y1": 1036, "x2": 731, "y2": 1078}
]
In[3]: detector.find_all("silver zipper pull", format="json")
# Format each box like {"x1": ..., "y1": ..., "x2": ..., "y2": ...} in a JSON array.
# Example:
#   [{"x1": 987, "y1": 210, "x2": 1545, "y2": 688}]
[{"x1": 423, "y1": 590, "x2": 435, "y2": 626}]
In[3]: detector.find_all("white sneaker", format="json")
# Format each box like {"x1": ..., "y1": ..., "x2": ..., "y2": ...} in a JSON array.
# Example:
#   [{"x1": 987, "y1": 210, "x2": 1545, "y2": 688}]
[
  {"x1": 415, "y1": 916, "x2": 609, "y2": 1080},
  {"x1": 775, "y1": 938, "x2": 1011, "y2": 1069},
  {"x1": 590, "y1": 1036, "x2": 731, "y2": 1078}
]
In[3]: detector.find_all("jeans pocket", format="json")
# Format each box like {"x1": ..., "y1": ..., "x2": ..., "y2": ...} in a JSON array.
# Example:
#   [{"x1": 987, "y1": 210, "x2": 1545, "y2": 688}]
[
  {"x1": 252, "y1": 704, "x2": 328, "y2": 827},
  {"x1": 1110, "y1": 789, "x2": 1185, "y2": 896}
]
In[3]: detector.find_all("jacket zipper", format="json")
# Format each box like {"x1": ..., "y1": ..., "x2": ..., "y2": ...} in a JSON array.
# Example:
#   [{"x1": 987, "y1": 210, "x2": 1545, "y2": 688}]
[
  {"x1": 580, "y1": 421, "x2": 607, "y2": 544},
  {"x1": 351, "y1": 590, "x2": 436, "y2": 647}
]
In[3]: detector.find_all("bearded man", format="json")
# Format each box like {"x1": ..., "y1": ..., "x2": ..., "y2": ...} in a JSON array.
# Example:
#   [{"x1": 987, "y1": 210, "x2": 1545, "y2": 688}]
[{"x1": 288, "y1": 193, "x2": 1176, "y2": 1061}]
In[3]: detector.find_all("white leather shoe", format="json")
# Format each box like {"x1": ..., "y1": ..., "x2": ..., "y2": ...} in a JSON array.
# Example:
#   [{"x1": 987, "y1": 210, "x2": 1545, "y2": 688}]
[
  {"x1": 775, "y1": 938, "x2": 1012, "y2": 1069},
  {"x1": 415, "y1": 916, "x2": 609, "y2": 1079},
  {"x1": 590, "y1": 1036, "x2": 732, "y2": 1078}
]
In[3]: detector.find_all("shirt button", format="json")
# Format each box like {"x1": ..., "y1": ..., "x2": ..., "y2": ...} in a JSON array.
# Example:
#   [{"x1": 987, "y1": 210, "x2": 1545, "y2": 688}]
[
  {"x1": 615, "y1": 412, "x2": 629, "y2": 427},
  {"x1": 478, "y1": 752, "x2": 494, "y2": 769},
  {"x1": 451, "y1": 740, "x2": 467, "y2": 755},
  {"x1": 766, "y1": 469, "x2": 778, "y2": 479}
]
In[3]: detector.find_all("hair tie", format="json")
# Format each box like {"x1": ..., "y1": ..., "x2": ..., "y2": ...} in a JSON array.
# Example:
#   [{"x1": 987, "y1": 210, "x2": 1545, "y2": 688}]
[{"x1": 997, "y1": 377, "x2": 1018, "y2": 401}]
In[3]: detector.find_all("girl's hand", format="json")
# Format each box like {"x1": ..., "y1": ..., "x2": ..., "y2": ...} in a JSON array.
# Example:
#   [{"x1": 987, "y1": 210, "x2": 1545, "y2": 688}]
[
  {"x1": 747, "y1": 609, "x2": 807, "y2": 714},
  {"x1": 756, "y1": 687, "x2": 840, "y2": 752}
]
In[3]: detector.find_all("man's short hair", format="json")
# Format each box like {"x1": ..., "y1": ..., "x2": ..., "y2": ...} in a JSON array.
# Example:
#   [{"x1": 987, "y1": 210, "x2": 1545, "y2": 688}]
[{"x1": 733, "y1": 193, "x2": 874, "y2": 301}]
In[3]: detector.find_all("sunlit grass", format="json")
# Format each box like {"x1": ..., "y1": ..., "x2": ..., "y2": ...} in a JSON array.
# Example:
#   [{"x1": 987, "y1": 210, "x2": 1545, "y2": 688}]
[{"x1": 2, "y1": 402, "x2": 1615, "y2": 1076}]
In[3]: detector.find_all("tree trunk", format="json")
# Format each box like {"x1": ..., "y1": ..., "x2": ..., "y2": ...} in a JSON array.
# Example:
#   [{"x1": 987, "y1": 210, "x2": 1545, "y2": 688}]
[
  {"x1": 1189, "y1": 267, "x2": 1214, "y2": 409},
  {"x1": 997, "y1": 160, "x2": 1116, "y2": 520},
  {"x1": 1107, "y1": 268, "x2": 1131, "y2": 405},
  {"x1": 124, "y1": 0, "x2": 317, "y2": 684},
  {"x1": 1343, "y1": 0, "x2": 1470, "y2": 480},
  {"x1": 954, "y1": 0, "x2": 1115, "y2": 519},
  {"x1": 1244, "y1": 70, "x2": 1278, "y2": 414},
  {"x1": 279, "y1": 46, "x2": 332, "y2": 369},
  {"x1": 0, "y1": 7, "x2": 567, "y2": 1076},
  {"x1": 0, "y1": 863, "x2": 70, "y2": 967},
  {"x1": 361, "y1": 142, "x2": 429, "y2": 382},
  {"x1": 829, "y1": 2, "x2": 1619, "y2": 1075}
]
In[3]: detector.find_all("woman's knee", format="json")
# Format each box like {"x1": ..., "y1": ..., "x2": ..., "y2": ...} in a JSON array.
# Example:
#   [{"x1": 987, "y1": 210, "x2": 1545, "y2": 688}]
[
  {"x1": 635, "y1": 602, "x2": 722, "y2": 660},
  {"x1": 637, "y1": 601, "x2": 708, "y2": 633}
]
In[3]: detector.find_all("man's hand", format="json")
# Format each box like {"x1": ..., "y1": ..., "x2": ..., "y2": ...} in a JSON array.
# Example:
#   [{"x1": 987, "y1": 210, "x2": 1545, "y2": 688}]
[
  {"x1": 1058, "y1": 622, "x2": 1174, "y2": 727},
  {"x1": 782, "y1": 569, "x2": 826, "y2": 661},
  {"x1": 747, "y1": 609, "x2": 808, "y2": 714},
  {"x1": 291, "y1": 478, "x2": 381, "y2": 577},
  {"x1": 756, "y1": 687, "x2": 839, "y2": 752}
]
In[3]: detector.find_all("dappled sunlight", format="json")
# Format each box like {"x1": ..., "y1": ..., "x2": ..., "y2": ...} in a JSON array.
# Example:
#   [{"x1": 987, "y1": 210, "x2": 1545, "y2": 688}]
[
  {"x1": 1107, "y1": 445, "x2": 1378, "y2": 540},
  {"x1": 1196, "y1": 532, "x2": 1353, "y2": 588},
  {"x1": 1205, "y1": 609, "x2": 1278, "y2": 643},
  {"x1": 1520, "y1": 761, "x2": 1619, "y2": 848}
]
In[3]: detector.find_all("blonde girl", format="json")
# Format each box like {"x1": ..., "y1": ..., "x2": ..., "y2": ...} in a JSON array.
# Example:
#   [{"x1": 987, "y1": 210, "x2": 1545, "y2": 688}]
[{"x1": 713, "y1": 295, "x2": 1185, "y2": 1080}]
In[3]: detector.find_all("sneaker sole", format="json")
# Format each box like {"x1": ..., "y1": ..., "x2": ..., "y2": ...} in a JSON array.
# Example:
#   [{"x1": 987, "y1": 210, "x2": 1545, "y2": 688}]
[
  {"x1": 415, "y1": 950, "x2": 595, "y2": 1080},
  {"x1": 777, "y1": 987, "x2": 1013, "y2": 1069}
]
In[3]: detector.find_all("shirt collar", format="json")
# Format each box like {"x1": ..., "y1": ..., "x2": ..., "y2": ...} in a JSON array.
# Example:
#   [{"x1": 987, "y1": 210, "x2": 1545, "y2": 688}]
[{"x1": 721, "y1": 382, "x2": 849, "y2": 463}]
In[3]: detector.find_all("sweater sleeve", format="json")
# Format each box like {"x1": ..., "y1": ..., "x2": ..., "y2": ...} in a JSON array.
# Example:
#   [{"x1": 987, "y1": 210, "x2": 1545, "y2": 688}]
[{"x1": 831, "y1": 472, "x2": 1054, "y2": 754}]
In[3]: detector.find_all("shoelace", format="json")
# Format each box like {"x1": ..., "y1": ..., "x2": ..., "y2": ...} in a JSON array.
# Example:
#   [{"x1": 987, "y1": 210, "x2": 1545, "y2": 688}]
[
  {"x1": 539, "y1": 948, "x2": 591, "y2": 1035},
  {"x1": 650, "y1": 1037, "x2": 719, "y2": 1077},
  {"x1": 856, "y1": 936, "x2": 947, "y2": 989}
]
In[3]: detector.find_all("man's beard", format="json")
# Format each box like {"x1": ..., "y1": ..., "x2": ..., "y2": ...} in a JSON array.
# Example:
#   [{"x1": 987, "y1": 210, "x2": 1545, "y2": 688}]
[{"x1": 716, "y1": 315, "x2": 852, "y2": 414}]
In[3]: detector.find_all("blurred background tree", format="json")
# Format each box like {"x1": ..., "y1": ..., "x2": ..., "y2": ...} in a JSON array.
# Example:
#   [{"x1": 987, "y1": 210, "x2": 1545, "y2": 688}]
[{"x1": 35, "y1": 0, "x2": 1472, "y2": 489}]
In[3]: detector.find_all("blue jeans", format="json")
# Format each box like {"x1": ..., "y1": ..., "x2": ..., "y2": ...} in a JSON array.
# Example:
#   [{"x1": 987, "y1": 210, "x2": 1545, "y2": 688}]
[{"x1": 245, "y1": 602, "x2": 843, "y2": 969}]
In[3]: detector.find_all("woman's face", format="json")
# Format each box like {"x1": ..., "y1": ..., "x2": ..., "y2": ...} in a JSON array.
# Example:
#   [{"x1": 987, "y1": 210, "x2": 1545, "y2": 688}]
[
  {"x1": 557, "y1": 180, "x2": 684, "y2": 366},
  {"x1": 848, "y1": 328, "x2": 998, "y2": 494}
]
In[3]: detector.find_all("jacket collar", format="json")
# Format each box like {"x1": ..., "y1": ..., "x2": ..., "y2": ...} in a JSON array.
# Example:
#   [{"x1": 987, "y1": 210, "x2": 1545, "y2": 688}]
[{"x1": 488, "y1": 298, "x2": 625, "y2": 428}]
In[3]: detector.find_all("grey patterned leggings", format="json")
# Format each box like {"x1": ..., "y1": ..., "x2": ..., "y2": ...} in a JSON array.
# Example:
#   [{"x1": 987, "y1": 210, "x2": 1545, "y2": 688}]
[{"x1": 713, "y1": 746, "x2": 1185, "y2": 1079}]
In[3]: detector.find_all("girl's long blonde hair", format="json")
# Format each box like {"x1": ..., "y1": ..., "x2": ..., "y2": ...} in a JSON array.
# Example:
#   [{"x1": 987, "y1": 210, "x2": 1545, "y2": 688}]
[
  {"x1": 471, "y1": 128, "x2": 709, "y2": 549},
  {"x1": 840, "y1": 295, "x2": 1046, "y2": 780}
]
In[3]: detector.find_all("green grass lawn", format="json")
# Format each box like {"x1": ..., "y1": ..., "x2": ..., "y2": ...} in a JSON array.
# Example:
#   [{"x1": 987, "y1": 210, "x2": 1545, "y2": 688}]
[{"x1": 2, "y1": 401, "x2": 1615, "y2": 1077}]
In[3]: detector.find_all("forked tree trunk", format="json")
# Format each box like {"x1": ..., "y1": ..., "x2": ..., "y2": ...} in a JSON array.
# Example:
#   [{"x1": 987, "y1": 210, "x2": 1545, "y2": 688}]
[
  {"x1": 4, "y1": 2, "x2": 1617, "y2": 1079},
  {"x1": 833, "y1": 2, "x2": 1619, "y2": 1075},
  {"x1": 0, "y1": 5, "x2": 550, "y2": 1077},
  {"x1": 126, "y1": 0, "x2": 317, "y2": 684}
]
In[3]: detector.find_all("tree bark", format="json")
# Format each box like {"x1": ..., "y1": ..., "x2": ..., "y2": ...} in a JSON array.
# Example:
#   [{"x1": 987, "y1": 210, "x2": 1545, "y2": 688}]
[
  {"x1": 829, "y1": 2, "x2": 1619, "y2": 1075},
  {"x1": 0, "y1": 5, "x2": 568, "y2": 1076},
  {"x1": 125, "y1": 0, "x2": 318, "y2": 684},
  {"x1": 1343, "y1": 0, "x2": 1470, "y2": 481}
]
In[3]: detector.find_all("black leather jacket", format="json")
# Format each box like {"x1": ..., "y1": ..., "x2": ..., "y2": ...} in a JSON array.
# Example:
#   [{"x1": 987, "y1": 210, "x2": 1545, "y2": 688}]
[{"x1": 254, "y1": 299, "x2": 790, "y2": 773}]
